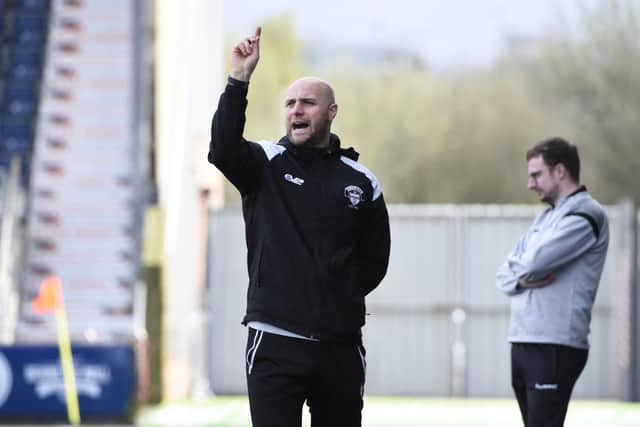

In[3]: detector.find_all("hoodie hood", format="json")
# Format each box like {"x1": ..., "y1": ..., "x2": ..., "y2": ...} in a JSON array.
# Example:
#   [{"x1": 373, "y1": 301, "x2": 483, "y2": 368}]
[{"x1": 278, "y1": 133, "x2": 360, "y2": 161}]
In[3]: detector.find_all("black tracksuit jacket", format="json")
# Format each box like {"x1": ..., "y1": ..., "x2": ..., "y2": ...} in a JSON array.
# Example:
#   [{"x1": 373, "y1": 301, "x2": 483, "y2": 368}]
[{"x1": 209, "y1": 82, "x2": 391, "y2": 342}]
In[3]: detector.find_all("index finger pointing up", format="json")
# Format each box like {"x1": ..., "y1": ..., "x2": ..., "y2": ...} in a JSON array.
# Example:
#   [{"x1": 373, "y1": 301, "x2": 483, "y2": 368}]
[{"x1": 250, "y1": 26, "x2": 261, "y2": 55}]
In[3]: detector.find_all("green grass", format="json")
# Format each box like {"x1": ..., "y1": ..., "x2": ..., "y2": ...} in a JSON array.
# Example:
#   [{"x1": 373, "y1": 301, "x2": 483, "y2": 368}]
[{"x1": 137, "y1": 396, "x2": 640, "y2": 427}]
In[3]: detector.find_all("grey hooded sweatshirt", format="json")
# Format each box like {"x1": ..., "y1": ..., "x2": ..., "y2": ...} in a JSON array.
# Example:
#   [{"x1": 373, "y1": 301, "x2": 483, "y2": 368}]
[{"x1": 496, "y1": 187, "x2": 609, "y2": 349}]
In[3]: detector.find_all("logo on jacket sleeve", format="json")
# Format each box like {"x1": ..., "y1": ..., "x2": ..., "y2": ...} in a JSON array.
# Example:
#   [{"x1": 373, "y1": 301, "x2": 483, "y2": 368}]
[{"x1": 344, "y1": 185, "x2": 365, "y2": 209}]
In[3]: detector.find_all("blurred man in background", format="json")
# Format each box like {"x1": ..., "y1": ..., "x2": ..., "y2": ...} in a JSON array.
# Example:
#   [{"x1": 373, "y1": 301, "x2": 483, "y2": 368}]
[
  {"x1": 208, "y1": 27, "x2": 391, "y2": 427},
  {"x1": 496, "y1": 137, "x2": 609, "y2": 426}
]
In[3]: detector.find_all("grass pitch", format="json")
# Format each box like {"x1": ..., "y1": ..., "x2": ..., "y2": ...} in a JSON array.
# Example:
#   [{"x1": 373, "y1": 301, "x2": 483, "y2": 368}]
[{"x1": 137, "y1": 396, "x2": 640, "y2": 427}]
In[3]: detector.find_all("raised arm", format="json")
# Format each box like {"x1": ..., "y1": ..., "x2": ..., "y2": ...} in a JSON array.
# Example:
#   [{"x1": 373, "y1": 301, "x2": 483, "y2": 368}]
[
  {"x1": 209, "y1": 27, "x2": 264, "y2": 194},
  {"x1": 230, "y1": 26, "x2": 261, "y2": 82}
]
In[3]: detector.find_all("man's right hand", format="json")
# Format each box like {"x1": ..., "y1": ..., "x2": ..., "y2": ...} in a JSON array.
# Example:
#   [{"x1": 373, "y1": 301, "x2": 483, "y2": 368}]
[{"x1": 230, "y1": 26, "x2": 261, "y2": 82}]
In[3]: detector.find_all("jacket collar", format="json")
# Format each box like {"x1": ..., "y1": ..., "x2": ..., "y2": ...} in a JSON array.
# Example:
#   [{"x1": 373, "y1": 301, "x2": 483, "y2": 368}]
[
  {"x1": 567, "y1": 185, "x2": 587, "y2": 198},
  {"x1": 553, "y1": 185, "x2": 588, "y2": 209},
  {"x1": 278, "y1": 133, "x2": 360, "y2": 161}
]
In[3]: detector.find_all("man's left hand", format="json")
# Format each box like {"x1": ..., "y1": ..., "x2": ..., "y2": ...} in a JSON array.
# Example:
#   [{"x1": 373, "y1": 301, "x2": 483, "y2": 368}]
[{"x1": 518, "y1": 273, "x2": 555, "y2": 289}]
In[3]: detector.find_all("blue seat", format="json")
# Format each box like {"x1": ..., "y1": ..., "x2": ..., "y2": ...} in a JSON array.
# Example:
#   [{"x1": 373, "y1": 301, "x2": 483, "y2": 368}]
[
  {"x1": 0, "y1": 119, "x2": 34, "y2": 146},
  {"x1": 9, "y1": 36, "x2": 48, "y2": 52},
  {"x1": 0, "y1": 118, "x2": 34, "y2": 185},
  {"x1": 5, "y1": 60, "x2": 42, "y2": 81},
  {"x1": 14, "y1": 0, "x2": 49, "y2": 12},
  {"x1": 7, "y1": 43, "x2": 45, "y2": 66},
  {"x1": 11, "y1": 14, "x2": 48, "y2": 44},
  {"x1": 0, "y1": 132, "x2": 32, "y2": 151},
  {"x1": 5, "y1": 47, "x2": 44, "y2": 81},
  {"x1": 1, "y1": 83, "x2": 39, "y2": 115},
  {"x1": 0, "y1": 143, "x2": 31, "y2": 164},
  {"x1": 0, "y1": 143, "x2": 31, "y2": 157},
  {"x1": 0, "y1": 152, "x2": 32, "y2": 186}
]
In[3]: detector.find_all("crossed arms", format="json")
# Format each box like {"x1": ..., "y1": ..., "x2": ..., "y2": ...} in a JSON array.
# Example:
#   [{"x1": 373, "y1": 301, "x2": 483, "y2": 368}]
[{"x1": 496, "y1": 213, "x2": 598, "y2": 295}]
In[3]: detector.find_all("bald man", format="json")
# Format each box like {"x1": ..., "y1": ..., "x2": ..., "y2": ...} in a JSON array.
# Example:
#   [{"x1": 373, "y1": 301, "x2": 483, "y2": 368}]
[{"x1": 209, "y1": 27, "x2": 391, "y2": 427}]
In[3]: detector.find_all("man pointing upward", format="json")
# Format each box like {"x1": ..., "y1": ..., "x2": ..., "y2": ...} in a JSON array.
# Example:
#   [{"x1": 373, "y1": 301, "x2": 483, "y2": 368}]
[{"x1": 209, "y1": 27, "x2": 391, "y2": 427}]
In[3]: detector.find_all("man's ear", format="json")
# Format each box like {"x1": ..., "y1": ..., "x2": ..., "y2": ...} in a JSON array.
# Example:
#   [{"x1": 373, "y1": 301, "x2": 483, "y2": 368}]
[
  {"x1": 555, "y1": 163, "x2": 568, "y2": 180},
  {"x1": 328, "y1": 103, "x2": 338, "y2": 121}
]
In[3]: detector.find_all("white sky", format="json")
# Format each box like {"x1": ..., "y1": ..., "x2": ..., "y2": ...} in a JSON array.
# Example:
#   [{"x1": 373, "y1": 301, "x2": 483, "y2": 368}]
[{"x1": 223, "y1": 0, "x2": 586, "y2": 69}]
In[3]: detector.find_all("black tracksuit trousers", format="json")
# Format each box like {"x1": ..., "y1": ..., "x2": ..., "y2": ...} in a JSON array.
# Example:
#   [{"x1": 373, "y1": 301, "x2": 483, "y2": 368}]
[
  {"x1": 511, "y1": 343, "x2": 588, "y2": 427},
  {"x1": 245, "y1": 328, "x2": 366, "y2": 427}
]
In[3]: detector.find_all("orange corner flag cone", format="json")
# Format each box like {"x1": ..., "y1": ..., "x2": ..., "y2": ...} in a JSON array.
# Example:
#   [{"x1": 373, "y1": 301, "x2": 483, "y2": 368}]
[{"x1": 32, "y1": 275, "x2": 63, "y2": 313}]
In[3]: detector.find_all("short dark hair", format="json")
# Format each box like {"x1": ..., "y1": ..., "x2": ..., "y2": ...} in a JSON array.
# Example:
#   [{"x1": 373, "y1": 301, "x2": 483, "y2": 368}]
[{"x1": 526, "y1": 137, "x2": 580, "y2": 183}]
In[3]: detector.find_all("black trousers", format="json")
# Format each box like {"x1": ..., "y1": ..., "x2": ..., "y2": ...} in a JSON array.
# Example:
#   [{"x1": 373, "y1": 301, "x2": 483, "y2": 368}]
[
  {"x1": 511, "y1": 343, "x2": 588, "y2": 427},
  {"x1": 245, "y1": 328, "x2": 366, "y2": 427}
]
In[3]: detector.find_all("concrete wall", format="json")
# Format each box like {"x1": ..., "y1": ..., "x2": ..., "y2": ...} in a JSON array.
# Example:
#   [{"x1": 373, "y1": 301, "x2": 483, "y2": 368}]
[
  {"x1": 207, "y1": 203, "x2": 632, "y2": 398},
  {"x1": 154, "y1": 0, "x2": 224, "y2": 399}
]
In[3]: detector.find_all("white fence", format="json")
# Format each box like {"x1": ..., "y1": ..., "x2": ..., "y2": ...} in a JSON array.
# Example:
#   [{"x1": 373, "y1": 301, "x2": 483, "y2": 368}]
[{"x1": 206, "y1": 202, "x2": 636, "y2": 398}]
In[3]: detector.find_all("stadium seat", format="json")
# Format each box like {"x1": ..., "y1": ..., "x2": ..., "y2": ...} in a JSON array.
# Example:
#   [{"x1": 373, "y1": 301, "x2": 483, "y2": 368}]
[
  {"x1": 0, "y1": 0, "x2": 51, "y2": 186},
  {"x1": 11, "y1": 13, "x2": 48, "y2": 44},
  {"x1": 0, "y1": 142, "x2": 32, "y2": 182},
  {"x1": 0, "y1": 143, "x2": 31, "y2": 161},
  {"x1": 0, "y1": 119, "x2": 33, "y2": 148},
  {"x1": 5, "y1": 46, "x2": 44, "y2": 81},
  {"x1": 1, "y1": 83, "x2": 39, "y2": 116},
  {"x1": 14, "y1": 0, "x2": 49, "y2": 13}
]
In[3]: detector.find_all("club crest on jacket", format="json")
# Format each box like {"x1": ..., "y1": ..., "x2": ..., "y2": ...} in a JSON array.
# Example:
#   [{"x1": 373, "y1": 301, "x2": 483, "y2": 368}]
[{"x1": 344, "y1": 185, "x2": 364, "y2": 209}]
